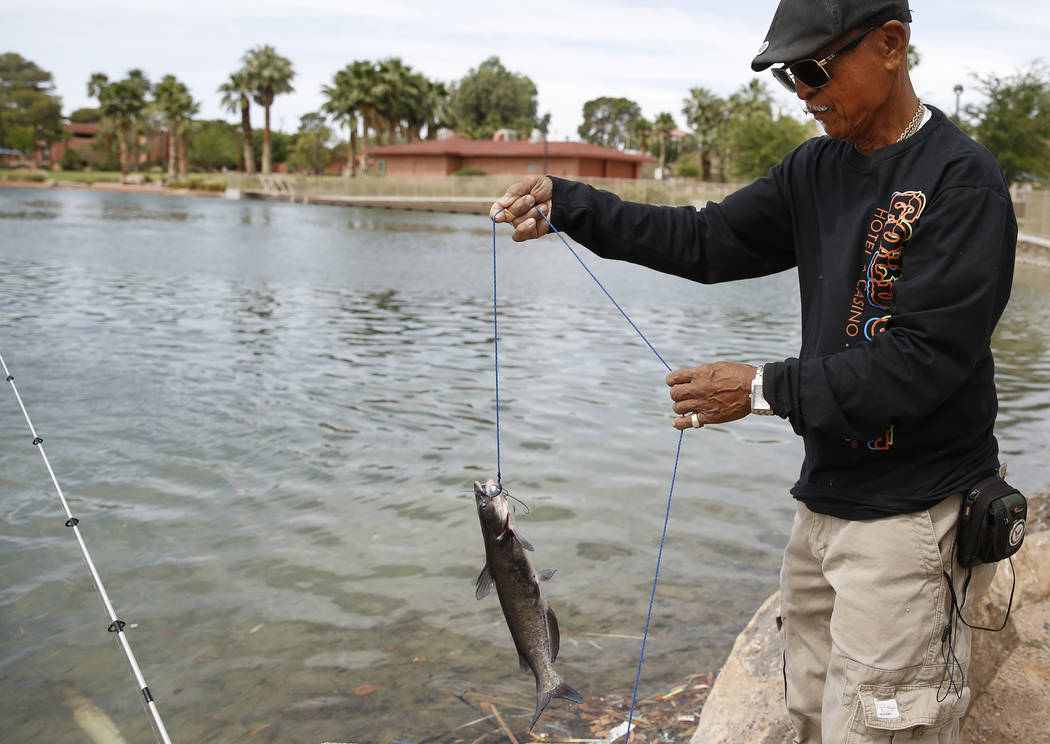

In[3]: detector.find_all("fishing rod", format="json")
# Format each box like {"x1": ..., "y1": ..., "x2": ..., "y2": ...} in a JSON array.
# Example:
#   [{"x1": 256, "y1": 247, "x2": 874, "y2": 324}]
[{"x1": 1, "y1": 352, "x2": 174, "y2": 744}]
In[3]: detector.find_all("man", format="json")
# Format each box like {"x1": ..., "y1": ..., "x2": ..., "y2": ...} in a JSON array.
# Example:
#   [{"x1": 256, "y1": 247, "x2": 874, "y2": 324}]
[{"x1": 489, "y1": 1, "x2": 1016, "y2": 742}]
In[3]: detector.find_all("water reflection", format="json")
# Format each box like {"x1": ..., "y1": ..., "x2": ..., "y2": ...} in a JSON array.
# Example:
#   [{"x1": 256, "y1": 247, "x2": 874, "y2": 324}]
[
  {"x1": 345, "y1": 217, "x2": 489, "y2": 235},
  {"x1": 99, "y1": 198, "x2": 196, "y2": 222},
  {"x1": 0, "y1": 195, "x2": 61, "y2": 220},
  {"x1": 992, "y1": 269, "x2": 1050, "y2": 477}
]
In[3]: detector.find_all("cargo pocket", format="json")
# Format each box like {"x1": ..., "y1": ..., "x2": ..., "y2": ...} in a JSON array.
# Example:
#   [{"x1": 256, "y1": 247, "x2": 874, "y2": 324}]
[{"x1": 846, "y1": 682, "x2": 970, "y2": 743}]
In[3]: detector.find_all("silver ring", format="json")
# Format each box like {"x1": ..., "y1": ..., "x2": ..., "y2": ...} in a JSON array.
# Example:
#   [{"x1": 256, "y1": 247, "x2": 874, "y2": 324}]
[{"x1": 691, "y1": 412, "x2": 702, "y2": 429}]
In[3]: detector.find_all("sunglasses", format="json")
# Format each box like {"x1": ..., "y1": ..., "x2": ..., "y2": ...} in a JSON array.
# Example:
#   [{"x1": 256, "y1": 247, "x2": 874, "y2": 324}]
[{"x1": 772, "y1": 25, "x2": 879, "y2": 92}]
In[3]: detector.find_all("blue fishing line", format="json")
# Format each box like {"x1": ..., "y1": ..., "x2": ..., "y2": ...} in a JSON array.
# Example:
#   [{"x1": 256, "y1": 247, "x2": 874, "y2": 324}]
[
  {"x1": 625, "y1": 428, "x2": 683, "y2": 744},
  {"x1": 491, "y1": 205, "x2": 685, "y2": 744},
  {"x1": 491, "y1": 211, "x2": 504, "y2": 487},
  {"x1": 532, "y1": 208, "x2": 672, "y2": 373}
]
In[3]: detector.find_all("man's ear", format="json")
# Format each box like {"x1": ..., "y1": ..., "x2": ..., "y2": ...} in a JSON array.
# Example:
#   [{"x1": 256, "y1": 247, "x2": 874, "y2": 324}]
[{"x1": 878, "y1": 21, "x2": 911, "y2": 72}]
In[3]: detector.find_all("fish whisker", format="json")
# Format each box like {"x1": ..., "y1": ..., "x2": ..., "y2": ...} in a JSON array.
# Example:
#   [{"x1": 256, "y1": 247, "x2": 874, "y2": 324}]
[{"x1": 504, "y1": 489, "x2": 530, "y2": 515}]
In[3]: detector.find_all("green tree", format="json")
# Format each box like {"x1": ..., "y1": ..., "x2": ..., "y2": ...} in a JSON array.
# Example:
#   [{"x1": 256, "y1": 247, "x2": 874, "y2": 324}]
[
  {"x1": 289, "y1": 112, "x2": 333, "y2": 174},
  {"x1": 907, "y1": 44, "x2": 921, "y2": 70},
  {"x1": 652, "y1": 112, "x2": 676, "y2": 175},
  {"x1": 187, "y1": 119, "x2": 239, "y2": 171},
  {"x1": 969, "y1": 63, "x2": 1050, "y2": 185},
  {"x1": 578, "y1": 96, "x2": 642, "y2": 149},
  {"x1": 629, "y1": 115, "x2": 652, "y2": 153},
  {"x1": 219, "y1": 70, "x2": 255, "y2": 174},
  {"x1": 0, "y1": 52, "x2": 64, "y2": 155},
  {"x1": 421, "y1": 79, "x2": 451, "y2": 140},
  {"x1": 448, "y1": 56, "x2": 538, "y2": 139},
  {"x1": 87, "y1": 69, "x2": 151, "y2": 179},
  {"x1": 373, "y1": 57, "x2": 429, "y2": 144},
  {"x1": 726, "y1": 78, "x2": 775, "y2": 119},
  {"x1": 251, "y1": 129, "x2": 292, "y2": 170},
  {"x1": 721, "y1": 80, "x2": 809, "y2": 181},
  {"x1": 681, "y1": 87, "x2": 727, "y2": 181},
  {"x1": 242, "y1": 45, "x2": 295, "y2": 174},
  {"x1": 718, "y1": 78, "x2": 812, "y2": 181},
  {"x1": 89, "y1": 118, "x2": 119, "y2": 169},
  {"x1": 153, "y1": 74, "x2": 199, "y2": 180},
  {"x1": 322, "y1": 61, "x2": 371, "y2": 176},
  {"x1": 69, "y1": 107, "x2": 102, "y2": 124},
  {"x1": 727, "y1": 112, "x2": 809, "y2": 180}
]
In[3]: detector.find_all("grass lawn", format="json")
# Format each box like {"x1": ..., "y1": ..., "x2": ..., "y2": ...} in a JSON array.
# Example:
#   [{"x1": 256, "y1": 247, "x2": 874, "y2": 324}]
[
  {"x1": 0, "y1": 168, "x2": 122, "y2": 184},
  {"x1": 0, "y1": 169, "x2": 227, "y2": 191}
]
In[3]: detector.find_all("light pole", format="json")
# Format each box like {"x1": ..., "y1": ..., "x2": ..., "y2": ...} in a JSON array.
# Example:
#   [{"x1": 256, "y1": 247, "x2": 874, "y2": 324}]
[
  {"x1": 540, "y1": 111, "x2": 551, "y2": 174},
  {"x1": 953, "y1": 84, "x2": 964, "y2": 121}
]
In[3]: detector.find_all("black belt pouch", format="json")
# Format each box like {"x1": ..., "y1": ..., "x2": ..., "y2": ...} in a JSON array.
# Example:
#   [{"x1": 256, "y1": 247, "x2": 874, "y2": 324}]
[{"x1": 956, "y1": 474, "x2": 1027, "y2": 568}]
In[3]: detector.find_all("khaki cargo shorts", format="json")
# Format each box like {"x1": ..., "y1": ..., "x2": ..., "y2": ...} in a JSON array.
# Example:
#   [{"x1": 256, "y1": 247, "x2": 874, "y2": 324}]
[{"x1": 780, "y1": 494, "x2": 996, "y2": 744}]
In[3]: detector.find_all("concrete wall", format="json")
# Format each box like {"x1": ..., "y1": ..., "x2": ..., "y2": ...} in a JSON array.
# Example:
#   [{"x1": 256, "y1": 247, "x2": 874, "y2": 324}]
[{"x1": 372, "y1": 153, "x2": 645, "y2": 179}]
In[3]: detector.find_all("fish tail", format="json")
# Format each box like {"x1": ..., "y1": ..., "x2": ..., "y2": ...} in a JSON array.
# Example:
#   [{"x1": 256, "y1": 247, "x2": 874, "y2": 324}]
[{"x1": 530, "y1": 677, "x2": 584, "y2": 730}]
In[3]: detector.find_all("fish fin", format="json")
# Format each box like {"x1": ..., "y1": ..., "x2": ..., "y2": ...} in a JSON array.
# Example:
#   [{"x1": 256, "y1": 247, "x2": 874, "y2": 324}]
[
  {"x1": 547, "y1": 606, "x2": 561, "y2": 662},
  {"x1": 537, "y1": 568, "x2": 556, "y2": 582},
  {"x1": 531, "y1": 678, "x2": 584, "y2": 730},
  {"x1": 475, "y1": 564, "x2": 493, "y2": 600},
  {"x1": 513, "y1": 530, "x2": 535, "y2": 552}
]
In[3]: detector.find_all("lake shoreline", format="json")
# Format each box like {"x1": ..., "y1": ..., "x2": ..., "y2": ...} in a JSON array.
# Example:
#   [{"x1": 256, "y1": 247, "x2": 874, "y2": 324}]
[
  {"x1": 0, "y1": 177, "x2": 225, "y2": 199},
  {"x1": 6, "y1": 177, "x2": 1050, "y2": 266}
]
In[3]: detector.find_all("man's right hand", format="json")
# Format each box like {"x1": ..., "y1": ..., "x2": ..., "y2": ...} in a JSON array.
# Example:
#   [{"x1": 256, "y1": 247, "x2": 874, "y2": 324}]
[{"x1": 489, "y1": 175, "x2": 554, "y2": 242}]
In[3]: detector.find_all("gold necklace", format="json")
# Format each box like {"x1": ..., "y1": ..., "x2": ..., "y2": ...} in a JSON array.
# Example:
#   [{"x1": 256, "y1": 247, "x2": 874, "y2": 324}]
[{"x1": 896, "y1": 100, "x2": 926, "y2": 143}]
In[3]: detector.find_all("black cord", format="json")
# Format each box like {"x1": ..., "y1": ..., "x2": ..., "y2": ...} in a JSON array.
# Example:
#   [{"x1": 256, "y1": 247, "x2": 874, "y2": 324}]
[
  {"x1": 937, "y1": 556, "x2": 1016, "y2": 701},
  {"x1": 944, "y1": 557, "x2": 1016, "y2": 634}
]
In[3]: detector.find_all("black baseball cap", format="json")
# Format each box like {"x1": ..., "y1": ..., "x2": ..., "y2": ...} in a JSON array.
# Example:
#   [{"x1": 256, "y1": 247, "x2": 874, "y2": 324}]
[{"x1": 751, "y1": 0, "x2": 913, "y2": 71}]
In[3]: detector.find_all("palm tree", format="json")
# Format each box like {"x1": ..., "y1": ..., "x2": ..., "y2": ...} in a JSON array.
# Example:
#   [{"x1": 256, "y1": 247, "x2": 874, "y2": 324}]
[
  {"x1": 322, "y1": 66, "x2": 360, "y2": 177},
  {"x1": 422, "y1": 79, "x2": 451, "y2": 140},
  {"x1": 653, "y1": 112, "x2": 676, "y2": 176},
  {"x1": 241, "y1": 45, "x2": 295, "y2": 175},
  {"x1": 629, "y1": 115, "x2": 652, "y2": 153},
  {"x1": 87, "y1": 70, "x2": 151, "y2": 181},
  {"x1": 153, "y1": 74, "x2": 199, "y2": 181},
  {"x1": 374, "y1": 58, "x2": 428, "y2": 144},
  {"x1": 219, "y1": 70, "x2": 255, "y2": 174},
  {"x1": 351, "y1": 61, "x2": 381, "y2": 158},
  {"x1": 682, "y1": 87, "x2": 726, "y2": 181},
  {"x1": 404, "y1": 70, "x2": 439, "y2": 142},
  {"x1": 727, "y1": 79, "x2": 774, "y2": 119},
  {"x1": 341, "y1": 60, "x2": 382, "y2": 171}
]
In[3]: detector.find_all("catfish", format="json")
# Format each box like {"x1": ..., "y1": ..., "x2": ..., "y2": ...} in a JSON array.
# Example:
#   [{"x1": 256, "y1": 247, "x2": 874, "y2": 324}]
[{"x1": 474, "y1": 479, "x2": 583, "y2": 729}]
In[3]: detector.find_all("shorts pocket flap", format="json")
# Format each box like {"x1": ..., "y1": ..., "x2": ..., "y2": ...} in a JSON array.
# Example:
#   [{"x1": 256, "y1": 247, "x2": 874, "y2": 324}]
[{"x1": 856, "y1": 683, "x2": 970, "y2": 731}]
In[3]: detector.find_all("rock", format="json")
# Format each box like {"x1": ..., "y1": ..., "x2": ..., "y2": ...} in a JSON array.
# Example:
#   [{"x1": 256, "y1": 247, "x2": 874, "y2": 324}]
[
  {"x1": 690, "y1": 530, "x2": 1050, "y2": 744},
  {"x1": 960, "y1": 530, "x2": 1050, "y2": 744},
  {"x1": 689, "y1": 592, "x2": 793, "y2": 744}
]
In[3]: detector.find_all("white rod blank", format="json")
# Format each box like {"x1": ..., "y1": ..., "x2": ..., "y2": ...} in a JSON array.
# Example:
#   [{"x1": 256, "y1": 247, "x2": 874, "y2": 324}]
[{"x1": 1, "y1": 352, "x2": 174, "y2": 744}]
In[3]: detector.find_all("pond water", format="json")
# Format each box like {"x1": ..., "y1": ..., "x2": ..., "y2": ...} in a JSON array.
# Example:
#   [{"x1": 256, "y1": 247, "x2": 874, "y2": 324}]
[{"x1": 1, "y1": 186, "x2": 1048, "y2": 743}]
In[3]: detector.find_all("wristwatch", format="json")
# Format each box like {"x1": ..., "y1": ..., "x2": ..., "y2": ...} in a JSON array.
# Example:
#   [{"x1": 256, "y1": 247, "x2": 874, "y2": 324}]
[{"x1": 750, "y1": 365, "x2": 774, "y2": 415}]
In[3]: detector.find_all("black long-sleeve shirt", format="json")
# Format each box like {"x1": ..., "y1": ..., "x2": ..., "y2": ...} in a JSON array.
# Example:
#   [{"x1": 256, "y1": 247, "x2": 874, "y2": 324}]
[{"x1": 550, "y1": 106, "x2": 1016, "y2": 519}]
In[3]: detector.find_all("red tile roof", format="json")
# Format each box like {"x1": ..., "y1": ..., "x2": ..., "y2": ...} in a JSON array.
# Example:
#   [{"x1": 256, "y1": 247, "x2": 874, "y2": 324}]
[
  {"x1": 367, "y1": 137, "x2": 654, "y2": 162},
  {"x1": 65, "y1": 122, "x2": 101, "y2": 136}
]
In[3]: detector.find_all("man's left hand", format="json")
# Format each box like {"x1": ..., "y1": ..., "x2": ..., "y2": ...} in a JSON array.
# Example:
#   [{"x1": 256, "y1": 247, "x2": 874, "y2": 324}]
[{"x1": 667, "y1": 362, "x2": 756, "y2": 429}]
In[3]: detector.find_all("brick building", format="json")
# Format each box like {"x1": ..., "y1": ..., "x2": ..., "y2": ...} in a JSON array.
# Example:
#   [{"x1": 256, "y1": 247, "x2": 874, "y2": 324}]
[
  {"x1": 365, "y1": 137, "x2": 654, "y2": 179},
  {"x1": 36, "y1": 122, "x2": 167, "y2": 170}
]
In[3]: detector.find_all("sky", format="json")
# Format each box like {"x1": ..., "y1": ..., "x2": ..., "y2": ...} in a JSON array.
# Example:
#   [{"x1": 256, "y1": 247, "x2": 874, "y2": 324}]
[{"x1": 7, "y1": 0, "x2": 1049, "y2": 142}]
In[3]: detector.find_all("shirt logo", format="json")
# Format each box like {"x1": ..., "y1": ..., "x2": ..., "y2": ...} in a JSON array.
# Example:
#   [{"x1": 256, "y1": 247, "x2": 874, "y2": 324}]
[{"x1": 844, "y1": 190, "x2": 927, "y2": 452}]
